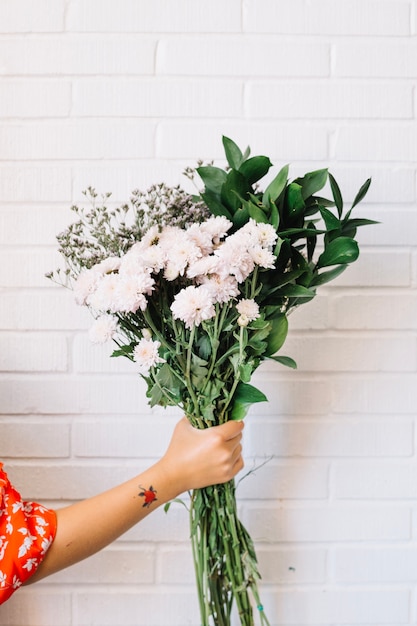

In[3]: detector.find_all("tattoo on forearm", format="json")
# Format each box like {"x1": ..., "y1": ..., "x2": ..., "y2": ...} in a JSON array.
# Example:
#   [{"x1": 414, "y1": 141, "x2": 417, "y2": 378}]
[{"x1": 138, "y1": 485, "x2": 157, "y2": 508}]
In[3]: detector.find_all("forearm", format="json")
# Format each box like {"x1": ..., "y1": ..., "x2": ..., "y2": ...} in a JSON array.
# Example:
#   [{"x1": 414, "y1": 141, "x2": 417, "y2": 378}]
[
  {"x1": 29, "y1": 459, "x2": 177, "y2": 582},
  {"x1": 27, "y1": 417, "x2": 243, "y2": 584}
]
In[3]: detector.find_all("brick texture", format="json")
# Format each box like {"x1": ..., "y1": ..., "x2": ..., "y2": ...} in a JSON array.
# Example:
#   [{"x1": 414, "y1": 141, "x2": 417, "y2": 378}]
[{"x1": 0, "y1": 1, "x2": 416, "y2": 625}]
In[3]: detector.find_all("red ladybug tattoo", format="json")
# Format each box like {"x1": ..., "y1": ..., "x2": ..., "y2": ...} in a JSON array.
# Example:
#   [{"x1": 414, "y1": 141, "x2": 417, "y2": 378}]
[{"x1": 138, "y1": 485, "x2": 157, "y2": 508}]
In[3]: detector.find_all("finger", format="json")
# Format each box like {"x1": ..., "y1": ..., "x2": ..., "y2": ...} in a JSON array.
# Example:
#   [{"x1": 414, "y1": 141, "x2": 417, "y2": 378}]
[
  {"x1": 230, "y1": 442, "x2": 243, "y2": 462},
  {"x1": 216, "y1": 420, "x2": 244, "y2": 440}
]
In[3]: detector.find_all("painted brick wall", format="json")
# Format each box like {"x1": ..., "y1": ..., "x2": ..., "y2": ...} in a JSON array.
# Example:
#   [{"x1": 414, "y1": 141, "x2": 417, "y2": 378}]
[{"x1": 0, "y1": 1, "x2": 416, "y2": 625}]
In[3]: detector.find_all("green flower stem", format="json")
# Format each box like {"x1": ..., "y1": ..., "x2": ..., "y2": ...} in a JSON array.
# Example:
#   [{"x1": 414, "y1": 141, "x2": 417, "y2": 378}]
[
  {"x1": 184, "y1": 325, "x2": 202, "y2": 422},
  {"x1": 219, "y1": 325, "x2": 245, "y2": 421},
  {"x1": 200, "y1": 302, "x2": 230, "y2": 397},
  {"x1": 190, "y1": 479, "x2": 269, "y2": 626},
  {"x1": 250, "y1": 267, "x2": 259, "y2": 299},
  {"x1": 142, "y1": 308, "x2": 171, "y2": 351},
  {"x1": 213, "y1": 485, "x2": 252, "y2": 623}
]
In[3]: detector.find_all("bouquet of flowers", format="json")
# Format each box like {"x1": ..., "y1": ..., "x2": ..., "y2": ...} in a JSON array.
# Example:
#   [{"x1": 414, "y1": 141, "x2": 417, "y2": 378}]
[{"x1": 49, "y1": 137, "x2": 374, "y2": 626}]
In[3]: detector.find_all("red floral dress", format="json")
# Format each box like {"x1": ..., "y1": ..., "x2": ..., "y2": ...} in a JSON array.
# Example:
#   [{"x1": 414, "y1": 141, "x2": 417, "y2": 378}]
[{"x1": 0, "y1": 463, "x2": 57, "y2": 604}]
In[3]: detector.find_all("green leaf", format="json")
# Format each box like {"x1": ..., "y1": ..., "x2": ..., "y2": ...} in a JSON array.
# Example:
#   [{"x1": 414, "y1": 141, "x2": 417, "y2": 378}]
[
  {"x1": 284, "y1": 182, "x2": 305, "y2": 224},
  {"x1": 148, "y1": 383, "x2": 164, "y2": 407},
  {"x1": 310, "y1": 264, "x2": 347, "y2": 287},
  {"x1": 265, "y1": 284, "x2": 316, "y2": 305},
  {"x1": 328, "y1": 172, "x2": 343, "y2": 218},
  {"x1": 296, "y1": 169, "x2": 328, "y2": 200},
  {"x1": 164, "y1": 498, "x2": 188, "y2": 514},
  {"x1": 221, "y1": 169, "x2": 250, "y2": 212},
  {"x1": 239, "y1": 155, "x2": 272, "y2": 185},
  {"x1": 156, "y1": 362, "x2": 176, "y2": 388},
  {"x1": 231, "y1": 382, "x2": 268, "y2": 420},
  {"x1": 262, "y1": 164, "x2": 289, "y2": 205},
  {"x1": 234, "y1": 381, "x2": 267, "y2": 404},
  {"x1": 191, "y1": 353, "x2": 209, "y2": 385},
  {"x1": 268, "y1": 355, "x2": 297, "y2": 369},
  {"x1": 196, "y1": 334, "x2": 212, "y2": 360},
  {"x1": 278, "y1": 227, "x2": 325, "y2": 238},
  {"x1": 265, "y1": 315, "x2": 288, "y2": 356},
  {"x1": 222, "y1": 136, "x2": 244, "y2": 169},
  {"x1": 317, "y1": 237, "x2": 359, "y2": 268},
  {"x1": 351, "y1": 177, "x2": 372, "y2": 209},
  {"x1": 320, "y1": 206, "x2": 341, "y2": 231},
  {"x1": 342, "y1": 217, "x2": 379, "y2": 229},
  {"x1": 201, "y1": 190, "x2": 233, "y2": 220},
  {"x1": 197, "y1": 166, "x2": 227, "y2": 194},
  {"x1": 269, "y1": 202, "x2": 280, "y2": 229},
  {"x1": 239, "y1": 362, "x2": 253, "y2": 383},
  {"x1": 111, "y1": 344, "x2": 134, "y2": 359},
  {"x1": 261, "y1": 268, "x2": 307, "y2": 295},
  {"x1": 247, "y1": 201, "x2": 269, "y2": 223},
  {"x1": 232, "y1": 205, "x2": 250, "y2": 228},
  {"x1": 306, "y1": 221, "x2": 317, "y2": 262},
  {"x1": 242, "y1": 145, "x2": 251, "y2": 161}
]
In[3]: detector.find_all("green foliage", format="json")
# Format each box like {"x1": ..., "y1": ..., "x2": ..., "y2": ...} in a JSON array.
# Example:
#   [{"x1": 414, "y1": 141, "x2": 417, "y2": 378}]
[
  {"x1": 231, "y1": 382, "x2": 268, "y2": 420},
  {"x1": 52, "y1": 136, "x2": 376, "y2": 429},
  {"x1": 197, "y1": 135, "x2": 377, "y2": 320}
]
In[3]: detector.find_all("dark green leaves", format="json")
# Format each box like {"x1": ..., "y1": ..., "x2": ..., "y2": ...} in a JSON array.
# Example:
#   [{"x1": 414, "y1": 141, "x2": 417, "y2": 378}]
[
  {"x1": 295, "y1": 168, "x2": 328, "y2": 200},
  {"x1": 317, "y1": 237, "x2": 360, "y2": 268},
  {"x1": 231, "y1": 382, "x2": 267, "y2": 421},
  {"x1": 197, "y1": 166, "x2": 227, "y2": 192},
  {"x1": 351, "y1": 177, "x2": 372, "y2": 210},
  {"x1": 262, "y1": 164, "x2": 289, "y2": 205},
  {"x1": 222, "y1": 135, "x2": 246, "y2": 170},
  {"x1": 328, "y1": 172, "x2": 343, "y2": 217},
  {"x1": 239, "y1": 156, "x2": 272, "y2": 184},
  {"x1": 265, "y1": 315, "x2": 288, "y2": 356}
]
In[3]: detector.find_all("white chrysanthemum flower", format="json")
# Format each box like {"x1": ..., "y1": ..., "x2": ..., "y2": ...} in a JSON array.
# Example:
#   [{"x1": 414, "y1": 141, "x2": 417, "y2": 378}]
[
  {"x1": 187, "y1": 255, "x2": 220, "y2": 279},
  {"x1": 162, "y1": 236, "x2": 202, "y2": 281},
  {"x1": 201, "y1": 274, "x2": 239, "y2": 304},
  {"x1": 140, "y1": 224, "x2": 161, "y2": 248},
  {"x1": 185, "y1": 222, "x2": 215, "y2": 256},
  {"x1": 119, "y1": 249, "x2": 145, "y2": 276},
  {"x1": 252, "y1": 221, "x2": 278, "y2": 248},
  {"x1": 113, "y1": 277, "x2": 149, "y2": 313},
  {"x1": 200, "y1": 216, "x2": 233, "y2": 244},
  {"x1": 73, "y1": 269, "x2": 101, "y2": 305},
  {"x1": 88, "y1": 314, "x2": 118, "y2": 344},
  {"x1": 216, "y1": 242, "x2": 255, "y2": 283},
  {"x1": 158, "y1": 225, "x2": 184, "y2": 249},
  {"x1": 87, "y1": 273, "x2": 119, "y2": 312},
  {"x1": 248, "y1": 245, "x2": 276, "y2": 269},
  {"x1": 236, "y1": 298, "x2": 260, "y2": 327},
  {"x1": 236, "y1": 298, "x2": 260, "y2": 319},
  {"x1": 133, "y1": 338, "x2": 165, "y2": 375},
  {"x1": 171, "y1": 285, "x2": 215, "y2": 329},
  {"x1": 139, "y1": 245, "x2": 166, "y2": 273},
  {"x1": 95, "y1": 256, "x2": 122, "y2": 274}
]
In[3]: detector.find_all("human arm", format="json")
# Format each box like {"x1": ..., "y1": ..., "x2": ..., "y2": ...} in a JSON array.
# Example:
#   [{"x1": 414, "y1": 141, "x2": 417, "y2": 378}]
[{"x1": 28, "y1": 417, "x2": 244, "y2": 583}]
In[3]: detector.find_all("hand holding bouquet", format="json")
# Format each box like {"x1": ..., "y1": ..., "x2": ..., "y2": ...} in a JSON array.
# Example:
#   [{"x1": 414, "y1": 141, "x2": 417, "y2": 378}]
[{"x1": 50, "y1": 137, "x2": 375, "y2": 625}]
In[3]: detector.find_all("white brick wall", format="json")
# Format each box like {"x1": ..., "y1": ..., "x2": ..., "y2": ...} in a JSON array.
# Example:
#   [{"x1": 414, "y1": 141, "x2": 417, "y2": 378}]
[{"x1": 0, "y1": 1, "x2": 416, "y2": 624}]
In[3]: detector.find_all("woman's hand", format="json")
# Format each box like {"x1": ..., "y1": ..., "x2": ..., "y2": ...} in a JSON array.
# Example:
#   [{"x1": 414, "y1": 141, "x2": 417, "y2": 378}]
[
  {"x1": 157, "y1": 417, "x2": 244, "y2": 495},
  {"x1": 28, "y1": 417, "x2": 244, "y2": 583}
]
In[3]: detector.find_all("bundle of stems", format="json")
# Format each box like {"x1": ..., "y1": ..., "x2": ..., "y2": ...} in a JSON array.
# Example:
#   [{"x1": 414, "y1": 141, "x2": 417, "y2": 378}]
[{"x1": 190, "y1": 479, "x2": 270, "y2": 626}]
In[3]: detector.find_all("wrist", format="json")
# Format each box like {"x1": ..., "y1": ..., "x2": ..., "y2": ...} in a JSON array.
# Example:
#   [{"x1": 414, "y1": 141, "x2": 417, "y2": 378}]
[{"x1": 151, "y1": 458, "x2": 187, "y2": 501}]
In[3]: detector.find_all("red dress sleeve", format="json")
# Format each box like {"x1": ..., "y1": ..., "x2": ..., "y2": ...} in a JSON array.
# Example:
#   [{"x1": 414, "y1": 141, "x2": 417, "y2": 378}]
[{"x1": 0, "y1": 463, "x2": 57, "y2": 605}]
